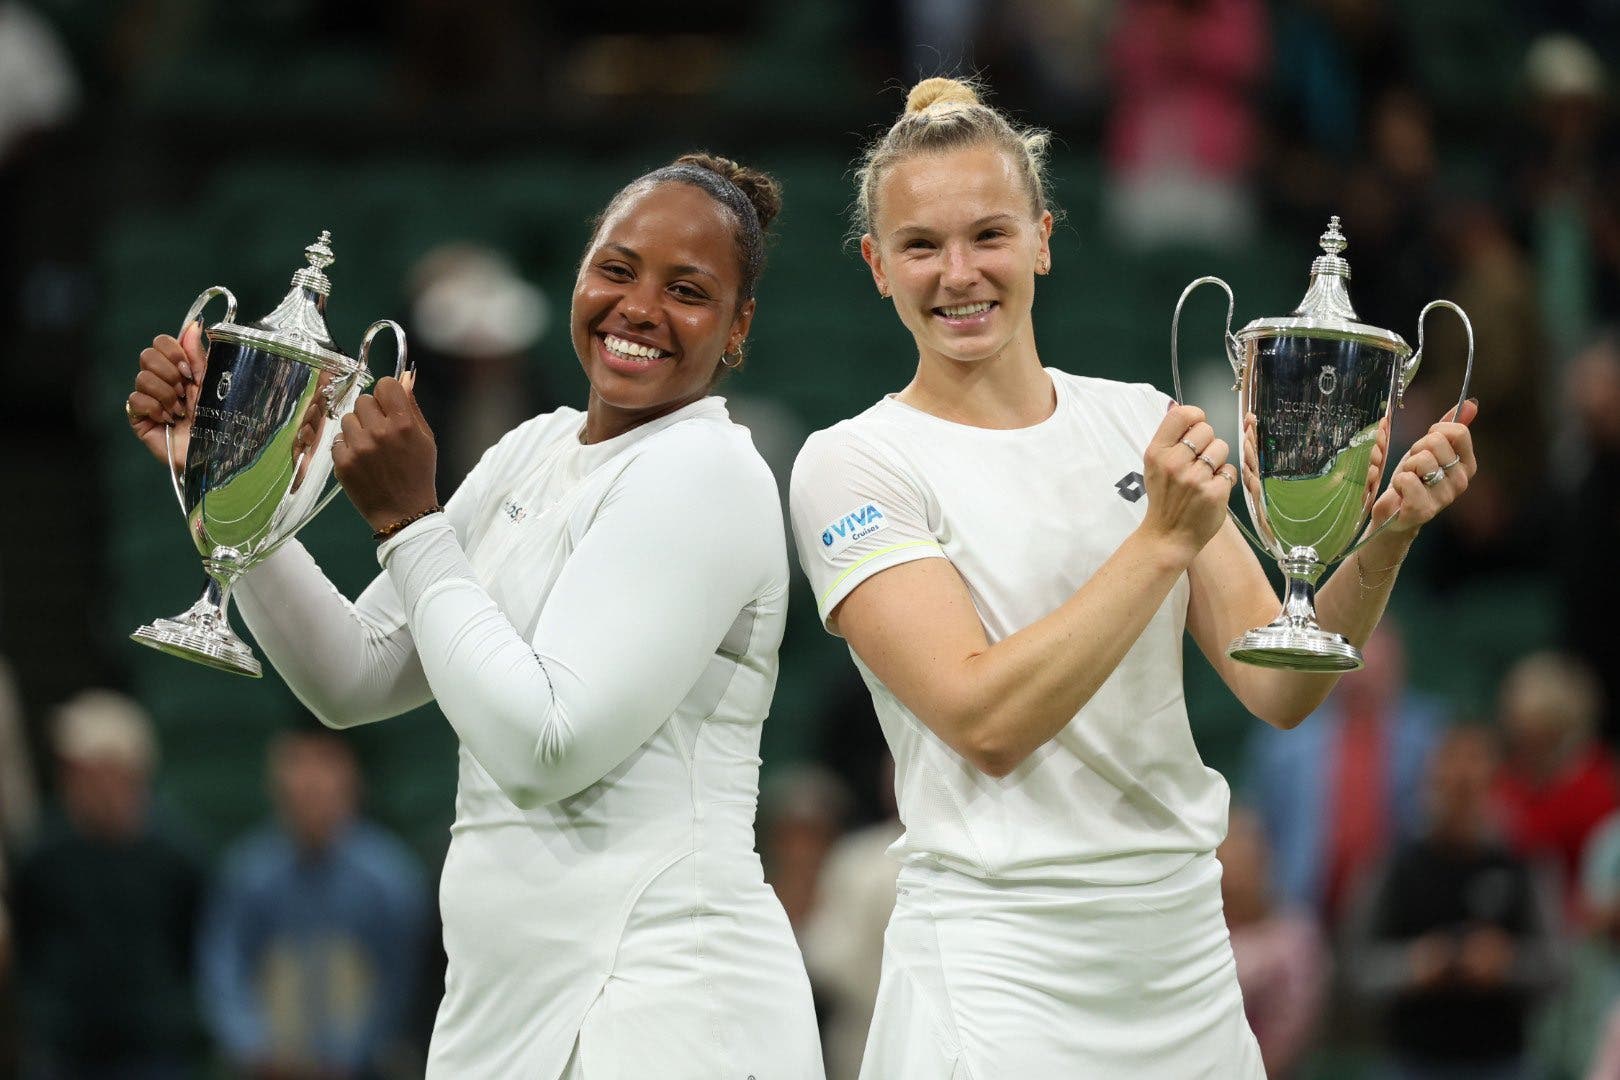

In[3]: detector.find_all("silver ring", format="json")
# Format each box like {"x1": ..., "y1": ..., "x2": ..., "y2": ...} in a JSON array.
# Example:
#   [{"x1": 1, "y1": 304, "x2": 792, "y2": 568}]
[
  {"x1": 1197, "y1": 454, "x2": 1218, "y2": 474},
  {"x1": 1180, "y1": 438, "x2": 1200, "y2": 455},
  {"x1": 1421, "y1": 468, "x2": 1444, "y2": 487},
  {"x1": 1440, "y1": 456, "x2": 1462, "y2": 471}
]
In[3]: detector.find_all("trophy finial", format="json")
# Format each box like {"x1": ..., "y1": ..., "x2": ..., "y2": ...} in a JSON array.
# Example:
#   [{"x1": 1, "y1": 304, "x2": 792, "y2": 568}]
[
  {"x1": 304, "y1": 230, "x2": 335, "y2": 272},
  {"x1": 1296, "y1": 213, "x2": 1357, "y2": 320},
  {"x1": 291, "y1": 230, "x2": 335, "y2": 297},
  {"x1": 1319, "y1": 216, "x2": 1347, "y2": 256}
]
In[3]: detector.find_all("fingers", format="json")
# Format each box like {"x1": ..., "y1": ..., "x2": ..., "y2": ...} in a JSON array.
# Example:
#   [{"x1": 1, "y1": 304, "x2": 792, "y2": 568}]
[
  {"x1": 134, "y1": 369, "x2": 186, "y2": 421},
  {"x1": 353, "y1": 392, "x2": 386, "y2": 429},
  {"x1": 127, "y1": 390, "x2": 167, "y2": 426},
  {"x1": 1154, "y1": 404, "x2": 1207, "y2": 448}
]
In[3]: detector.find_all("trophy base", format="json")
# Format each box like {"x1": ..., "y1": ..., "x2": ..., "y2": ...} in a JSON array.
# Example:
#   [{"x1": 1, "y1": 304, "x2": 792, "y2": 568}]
[
  {"x1": 131, "y1": 615, "x2": 262, "y2": 678},
  {"x1": 1227, "y1": 626, "x2": 1363, "y2": 672}
]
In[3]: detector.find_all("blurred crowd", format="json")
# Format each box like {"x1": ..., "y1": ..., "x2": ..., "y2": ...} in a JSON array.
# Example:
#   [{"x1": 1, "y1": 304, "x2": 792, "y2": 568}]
[{"x1": 3, "y1": 0, "x2": 1620, "y2": 1077}]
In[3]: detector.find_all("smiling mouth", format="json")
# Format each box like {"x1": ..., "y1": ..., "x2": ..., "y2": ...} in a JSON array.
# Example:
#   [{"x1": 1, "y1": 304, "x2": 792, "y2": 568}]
[
  {"x1": 600, "y1": 333, "x2": 673, "y2": 364},
  {"x1": 932, "y1": 300, "x2": 997, "y2": 319}
]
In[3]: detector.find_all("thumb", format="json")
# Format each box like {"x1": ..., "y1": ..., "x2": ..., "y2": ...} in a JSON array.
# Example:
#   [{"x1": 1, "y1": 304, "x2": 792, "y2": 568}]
[
  {"x1": 180, "y1": 320, "x2": 208, "y2": 373},
  {"x1": 402, "y1": 368, "x2": 429, "y2": 428},
  {"x1": 1441, "y1": 397, "x2": 1479, "y2": 427}
]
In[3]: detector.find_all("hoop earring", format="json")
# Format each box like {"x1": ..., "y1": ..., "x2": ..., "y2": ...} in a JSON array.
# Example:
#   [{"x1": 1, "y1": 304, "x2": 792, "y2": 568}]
[
  {"x1": 878, "y1": 286, "x2": 891, "y2": 298},
  {"x1": 721, "y1": 348, "x2": 743, "y2": 369}
]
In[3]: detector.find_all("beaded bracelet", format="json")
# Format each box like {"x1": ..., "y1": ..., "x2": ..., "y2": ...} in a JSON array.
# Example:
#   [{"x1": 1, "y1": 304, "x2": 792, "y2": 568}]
[{"x1": 373, "y1": 505, "x2": 444, "y2": 542}]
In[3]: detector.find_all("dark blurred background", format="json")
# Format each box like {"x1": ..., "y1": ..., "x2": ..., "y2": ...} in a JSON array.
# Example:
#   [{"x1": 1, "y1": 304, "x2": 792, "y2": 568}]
[{"x1": 1, "y1": 1, "x2": 1618, "y2": 1077}]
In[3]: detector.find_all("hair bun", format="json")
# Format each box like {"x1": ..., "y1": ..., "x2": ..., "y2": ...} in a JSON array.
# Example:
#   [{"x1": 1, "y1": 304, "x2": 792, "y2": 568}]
[
  {"x1": 905, "y1": 77, "x2": 982, "y2": 115},
  {"x1": 673, "y1": 152, "x2": 783, "y2": 231}
]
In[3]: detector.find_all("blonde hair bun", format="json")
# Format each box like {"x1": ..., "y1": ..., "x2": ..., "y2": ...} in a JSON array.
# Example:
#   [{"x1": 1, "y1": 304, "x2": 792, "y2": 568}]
[{"x1": 905, "y1": 77, "x2": 982, "y2": 115}]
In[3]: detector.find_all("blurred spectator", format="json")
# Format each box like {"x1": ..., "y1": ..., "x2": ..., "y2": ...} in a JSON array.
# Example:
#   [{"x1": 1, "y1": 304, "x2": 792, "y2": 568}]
[
  {"x1": 1514, "y1": 34, "x2": 1619, "y2": 362},
  {"x1": 800, "y1": 756, "x2": 902, "y2": 1080},
  {"x1": 1412, "y1": 198, "x2": 1547, "y2": 591},
  {"x1": 406, "y1": 243, "x2": 549, "y2": 492},
  {"x1": 1338, "y1": 88, "x2": 1445, "y2": 341},
  {"x1": 0, "y1": 656, "x2": 38, "y2": 1076},
  {"x1": 1104, "y1": 0, "x2": 1268, "y2": 249},
  {"x1": 1268, "y1": 0, "x2": 1412, "y2": 167},
  {"x1": 1538, "y1": 807, "x2": 1620, "y2": 1077},
  {"x1": 197, "y1": 729, "x2": 426, "y2": 1080},
  {"x1": 760, "y1": 765, "x2": 850, "y2": 936},
  {"x1": 1245, "y1": 623, "x2": 1443, "y2": 924},
  {"x1": 1347, "y1": 726, "x2": 1563, "y2": 1079},
  {"x1": 9, "y1": 690, "x2": 205, "y2": 1079},
  {"x1": 0, "y1": 2, "x2": 77, "y2": 166},
  {"x1": 1492, "y1": 651, "x2": 1618, "y2": 903},
  {"x1": 1559, "y1": 335, "x2": 1620, "y2": 742},
  {"x1": 1218, "y1": 807, "x2": 1329, "y2": 1080}
]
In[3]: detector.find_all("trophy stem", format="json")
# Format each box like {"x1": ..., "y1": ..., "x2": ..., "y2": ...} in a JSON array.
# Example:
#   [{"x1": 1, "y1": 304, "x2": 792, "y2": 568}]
[
  {"x1": 1227, "y1": 550, "x2": 1363, "y2": 672},
  {"x1": 131, "y1": 570, "x2": 262, "y2": 677}
]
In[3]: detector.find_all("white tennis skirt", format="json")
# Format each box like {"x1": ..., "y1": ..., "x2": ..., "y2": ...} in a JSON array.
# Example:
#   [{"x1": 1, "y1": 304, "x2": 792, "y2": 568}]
[{"x1": 859, "y1": 852, "x2": 1263, "y2": 1080}]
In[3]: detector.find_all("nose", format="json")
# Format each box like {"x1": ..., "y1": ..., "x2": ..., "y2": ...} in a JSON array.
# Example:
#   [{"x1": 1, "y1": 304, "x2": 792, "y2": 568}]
[
  {"x1": 941, "y1": 242, "x2": 978, "y2": 292},
  {"x1": 617, "y1": 279, "x2": 660, "y2": 327}
]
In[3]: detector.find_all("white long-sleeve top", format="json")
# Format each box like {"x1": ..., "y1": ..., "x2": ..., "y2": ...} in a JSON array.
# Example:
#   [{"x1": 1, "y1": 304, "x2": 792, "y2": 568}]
[{"x1": 235, "y1": 396, "x2": 823, "y2": 1079}]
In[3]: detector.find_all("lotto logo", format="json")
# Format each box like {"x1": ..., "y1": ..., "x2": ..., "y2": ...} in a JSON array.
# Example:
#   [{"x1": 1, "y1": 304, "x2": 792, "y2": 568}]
[{"x1": 1115, "y1": 472, "x2": 1145, "y2": 502}]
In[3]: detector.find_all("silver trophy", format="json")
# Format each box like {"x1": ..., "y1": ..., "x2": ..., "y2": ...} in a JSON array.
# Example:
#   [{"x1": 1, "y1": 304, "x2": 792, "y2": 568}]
[
  {"x1": 131, "y1": 232, "x2": 409, "y2": 677},
  {"x1": 1171, "y1": 217, "x2": 1473, "y2": 671}
]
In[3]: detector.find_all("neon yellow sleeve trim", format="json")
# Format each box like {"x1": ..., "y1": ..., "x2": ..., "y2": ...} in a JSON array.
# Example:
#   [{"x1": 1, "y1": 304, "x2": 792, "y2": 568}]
[{"x1": 819, "y1": 540, "x2": 944, "y2": 609}]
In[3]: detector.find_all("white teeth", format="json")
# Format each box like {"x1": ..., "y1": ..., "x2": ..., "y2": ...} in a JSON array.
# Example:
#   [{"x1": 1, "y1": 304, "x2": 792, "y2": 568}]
[
  {"x1": 939, "y1": 301, "x2": 993, "y2": 318},
  {"x1": 603, "y1": 334, "x2": 670, "y2": 360}
]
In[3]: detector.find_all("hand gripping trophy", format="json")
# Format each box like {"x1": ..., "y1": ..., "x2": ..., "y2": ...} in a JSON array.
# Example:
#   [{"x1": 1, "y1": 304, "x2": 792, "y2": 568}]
[
  {"x1": 1172, "y1": 217, "x2": 1473, "y2": 672},
  {"x1": 131, "y1": 232, "x2": 409, "y2": 677}
]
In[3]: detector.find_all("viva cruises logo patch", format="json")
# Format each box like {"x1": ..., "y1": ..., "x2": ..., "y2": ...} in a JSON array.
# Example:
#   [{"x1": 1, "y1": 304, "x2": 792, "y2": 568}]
[{"x1": 821, "y1": 503, "x2": 888, "y2": 555}]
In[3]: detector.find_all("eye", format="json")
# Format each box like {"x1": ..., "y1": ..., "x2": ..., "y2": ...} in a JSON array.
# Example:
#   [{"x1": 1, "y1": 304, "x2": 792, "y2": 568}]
[
  {"x1": 670, "y1": 282, "x2": 711, "y2": 302},
  {"x1": 598, "y1": 261, "x2": 632, "y2": 279},
  {"x1": 901, "y1": 238, "x2": 934, "y2": 252},
  {"x1": 977, "y1": 228, "x2": 1008, "y2": 242}
]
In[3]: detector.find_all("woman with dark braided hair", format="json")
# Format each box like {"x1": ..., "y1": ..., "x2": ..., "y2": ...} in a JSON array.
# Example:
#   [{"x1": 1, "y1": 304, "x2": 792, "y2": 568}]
[{"x1": 126, "y1": 154, "x2": 825, "y2": 1078}]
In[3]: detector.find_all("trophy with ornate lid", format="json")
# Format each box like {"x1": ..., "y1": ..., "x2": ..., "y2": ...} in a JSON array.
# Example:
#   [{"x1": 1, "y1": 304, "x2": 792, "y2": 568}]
[
  {"x1": 131, "y1": 232, "x2": 410, "y2": 677},
  {"x1": 1171, "y1": 217, "x2": 1474, "y2": 671}
]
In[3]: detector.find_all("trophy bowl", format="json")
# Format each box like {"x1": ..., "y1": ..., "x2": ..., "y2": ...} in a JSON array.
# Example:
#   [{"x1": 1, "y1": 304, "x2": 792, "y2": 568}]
[
  {"x1": 1171, "y1": 217, "x2": 1473, "y2": 672},
  {"x1": 131, "y1": 232, "x2": 409, "y2": 677}
]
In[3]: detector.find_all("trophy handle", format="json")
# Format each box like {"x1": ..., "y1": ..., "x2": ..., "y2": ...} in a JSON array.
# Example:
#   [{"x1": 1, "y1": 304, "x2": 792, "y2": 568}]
[
  {"x1": 1171, "y1": 275, "x2": 1243, "y2": 398},
  {"x1": 1344, "y1": 299, "x2": 1475, "y2": 559},
  {"x1": 163, "y1": 286, "x2": 238, "y2": 517},
  {"x1": 1172, "y1": 275, "x2": 1268, "y2": 551},
  {"x1": 1400, "y1": 299, "x2": 1474, "y2": 413},
  {"x1": 300, "y1": 319, "x2": 414, "y2": 525},
  {"x1": 359, "y1": 318, "x2": 411, "y2": 382}
]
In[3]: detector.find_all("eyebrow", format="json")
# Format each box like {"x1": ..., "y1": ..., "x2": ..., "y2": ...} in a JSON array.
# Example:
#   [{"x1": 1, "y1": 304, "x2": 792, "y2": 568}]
[
  {"x1": 891, "y1": 212, "x2": 1020, "y2": 236},
  {"x1": 602, "y1": 243, "x2": 721, "y2": 284}
]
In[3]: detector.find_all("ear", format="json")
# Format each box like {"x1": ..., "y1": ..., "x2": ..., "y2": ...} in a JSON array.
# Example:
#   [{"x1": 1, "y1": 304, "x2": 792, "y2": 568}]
[
  {"x1": 860, "y1": 234, "x2": 889, "y2": 298},
  {"x1": 1035, "y1": 211, "x2": 1054, "y2": 275},
  {"x1": 726, "y1": 297, "x2": 757, "y2": 354}
]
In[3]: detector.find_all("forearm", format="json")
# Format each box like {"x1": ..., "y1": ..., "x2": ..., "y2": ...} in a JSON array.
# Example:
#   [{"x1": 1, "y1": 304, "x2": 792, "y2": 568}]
[
  {"x1": 235, "y1": 542, "x2": 431, "y2": 726},
  {"x1": 379, "y1": 500, "x2": 742, "y2": 809},
  {"x1": 948, "y1": 529, "x2": 1190, "y2": 775},
  {"x1": 380, "y1": 518, "x2": 577, "y2": 808}
]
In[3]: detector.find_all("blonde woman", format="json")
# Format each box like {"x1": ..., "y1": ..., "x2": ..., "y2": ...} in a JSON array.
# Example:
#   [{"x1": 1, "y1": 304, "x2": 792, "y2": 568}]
[{"x1": 789, "y1": 78, "x2": 1478, "y2": 1078}]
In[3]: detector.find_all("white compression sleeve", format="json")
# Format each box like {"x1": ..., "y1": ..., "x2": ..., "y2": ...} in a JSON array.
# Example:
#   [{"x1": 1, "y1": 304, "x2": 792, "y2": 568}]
[
  {"x1": 234, "y1": 541, "x2": 432, "y2": 727},
  {"x1": 234, "y1": 443, "x2": 496, "y2": 727},
  {"x1": 379, "y1": 436, "x2": 780, "y2": 809}
]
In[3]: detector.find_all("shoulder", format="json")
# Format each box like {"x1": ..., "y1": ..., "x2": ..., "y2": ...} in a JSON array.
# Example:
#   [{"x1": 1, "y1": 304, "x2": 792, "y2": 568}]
[
  {"x1": 790, "y1": 405, "x2": 916, "y2": 499},
  {"x1": 1053, "y1": 369, "x2": 1172, "y2": 420},
  {"x1": 218, "y1": 827, "x2": 295, "y2": 888},
  {"x1": 620, "y1": 415, "x2": 778, "y2": 501},
  {"x1": 475, "y1": 407, "x2": 586, "y2": 478},
  {"x1": 343, "y1": 822, "x2": 425, "y2": 889}
]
